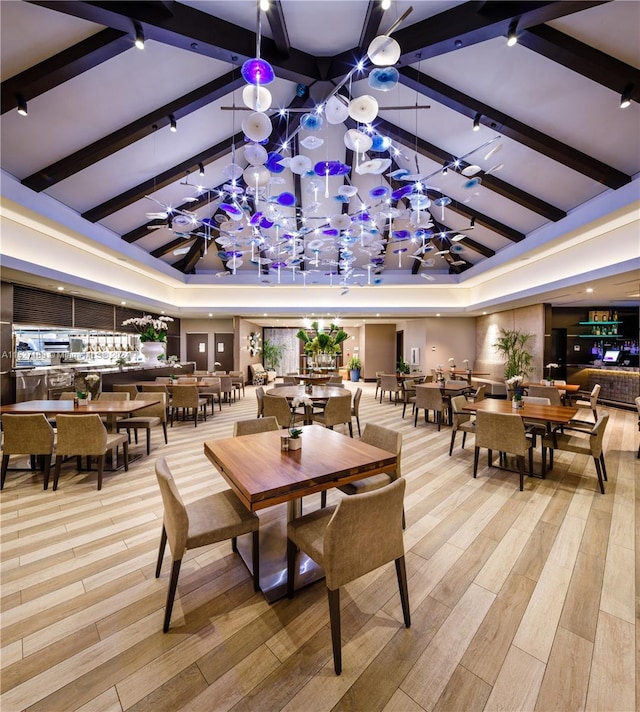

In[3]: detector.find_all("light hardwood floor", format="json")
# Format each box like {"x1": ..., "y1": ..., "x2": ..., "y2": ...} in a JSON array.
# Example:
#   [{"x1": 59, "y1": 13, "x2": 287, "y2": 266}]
[{"x1": 1, "y1": 383, "x2": 637, "y2": 712}]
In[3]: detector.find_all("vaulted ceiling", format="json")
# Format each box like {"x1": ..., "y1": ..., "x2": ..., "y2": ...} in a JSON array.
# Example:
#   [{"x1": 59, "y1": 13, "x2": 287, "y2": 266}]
[{"x1": 1, "y1": 0, "x2": 639, "y2": 313}]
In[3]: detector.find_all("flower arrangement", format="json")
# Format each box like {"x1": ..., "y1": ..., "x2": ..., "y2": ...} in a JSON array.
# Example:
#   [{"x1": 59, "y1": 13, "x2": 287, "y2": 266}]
[
  {"x1": 463, "y1": 359, "x2": 470, "y2": 371},
  {"x1": 85, "y1": 373, "x2": 100, "y2": 387},
  {"x1": 290, "y1": 396, "x2": 312, "y2": 438},
  {"x1": 506, "y1": 375, "x2": 524, "y2": 403},
  {"x1": 545, "y1": 362, "x2": 559, "y2": 382},
  {"x1": 121, "y1": 314, "x2": 173, "y2": 342},
  {"x1": 166, "y1": 355, "x2": 181, "y2": 367},
  {"x1": 448, "y1": 357, "x2": 456, "y2": 369},
  {"x1": 248, "y1": 332, "x2": 262, "y2": 357}
]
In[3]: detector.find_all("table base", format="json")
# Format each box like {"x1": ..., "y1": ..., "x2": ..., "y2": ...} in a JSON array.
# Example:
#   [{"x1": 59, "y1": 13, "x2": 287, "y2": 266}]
[{"x1": 234, "y1": 501, "x2": 325, "y2": 603}]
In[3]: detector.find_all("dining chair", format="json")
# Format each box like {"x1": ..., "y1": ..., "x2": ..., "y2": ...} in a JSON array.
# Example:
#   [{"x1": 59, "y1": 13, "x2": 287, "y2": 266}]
[
  {"x1": 154, "y1": 377, "x2": 173, "y2": 384},
  {"x1": 229, "y1": 370, "x2": 245, "y2": 397},
  {"x1": 263, "y1": 394, "x2": 304, "y2": 429},
  {"x1": 282, "y1": 375, "x2": 297, "y2": 384},
  {"x1": 449, "y1": 395, "x2": 475, "y2": 456},
  {"x1": 473, "y1": 410, "x2": 533, "y2": 491},
  {"x1": 328, "y1": 375, "x2": 342, "y2": 384},
  {"x1": 400, "y1": 379, "x2": 416, "y2": 419},
  {"x1": 154, "y1": 457, "x2": 260, "y2": 632},
  {"x1": 169, "y1": 385, "x2": 207, "y2": 427},
  {"x1": 1, "y1": 413, "x2": 56, "y2": 490},
  {"x1": 53, "y1": 414, "x2": 128, "y2": 490},
  {"x1": 567, "y1": 384, "x2": 601, "y2": 430},
  {"x1": 413, "y1": 386, "x2": 445, "y2": 431},
  {"x1": 233, "y1": 416, "x2": 279, "y2": 436},
  {"x1": 374, "y1": 371, "x2": 384, "y2": 399},
  {"x1": 112, "y1": 384, "x2": 139, "y2": 399},
  {"x1": 379, "y1": 374, "x2": 401, "y2": 404},
  {"x1": 255, "y1": 386, "x2": 265, "y2": 418},
  {"x1": 351, "y1": 387, "x2": 362, "y2": 436},
  {"x1": 541, "y1": 413, "x2": 609, "y2": 493},
  {"x1": 199, "y1": 377, "x2": 222, "y2": 414},
  {"x1": 117, "y1": 392, "x2": 167, "y2": 455},
  {"x1": 468, "y1": 384, "x2": 486, "y2": 403},
  {"x1": 527, "y1": 385, "x2": 562, "y2": 406},
  {"x1": 97, "y1": 391, "x2": 130, "y2": 431},
  {"x1": 58, "y1": 392, "x2": 76, "y2": 400},
  {"x1": 140, "y1": 383, "x2": 172, "y2": 416},
  {"x1": 312, "y1": 394, "x2": 353, "y2": 437},
  {"x1": 522, "y1": 395, "x2": 552, "y2": 446},
  {"x1": 218, "y1": 375, "x2": 235, "y2": 405},
  {"x1": 176, "y1": 376, "x2": 198, "y2": 384},
  {"x1": 286, "y1": 478, "x2": 410, "y2": 675}
]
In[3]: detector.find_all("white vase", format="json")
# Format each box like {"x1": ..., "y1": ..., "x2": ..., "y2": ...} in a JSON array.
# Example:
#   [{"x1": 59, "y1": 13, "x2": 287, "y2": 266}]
[
  {"x1": 140, "y1": 341, "x2": 165, "y2": 366},
  {"x1": 288, "y1": 437, "x2": 302, "y2": 450}
]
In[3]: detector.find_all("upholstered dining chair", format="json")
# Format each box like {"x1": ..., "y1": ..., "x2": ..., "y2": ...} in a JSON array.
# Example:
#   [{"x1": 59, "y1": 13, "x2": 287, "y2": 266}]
[
  {"x1": 154, "y1": 457, "x2": 260, "y2": 632},
  {"x1": 233, "y1": 416, "x2": 279, "y2": 436},
  {"x1": 527, "y1": 385, "x2": 562, "y2": 406},
  {"x1": 469, "y1": 384, "x2": 486, "y2": 403},
  {"x1": 140, "y1": 383, "x2": 172, "y2": 416},
  {"x1": 566, "y1": 384, "x2": 601, "y2": 430},
  {"x1": 449, "y1": 394, "x2": 475, "y2": 456},
  {"x1": 312, "y1": 394, "x2": 353, "y2": 437},
  {"x1": 521, "y1": 395, "x2": 552, "y2": 446},
  {"x1": 58, "y1": 391, "x2": 76, "y2": 400},
  {"x1": 263, "y1": 394, "x2": 304, "y2": 429},
  {"x1": 282, "y1": 375, "x2": 298, "y2": 384},
  {"x1": 473, "y1": 410, "x2": 533, "y2": 491},
  {"x1": 255, "y1": 386, "x2": 265, "y2": 418},
  {"x1": 542, "y1": 413, "x2": 609, "y2": 493},
  {"x1": 351, "y1": 387, "x2": 362, "y2": 436},
  {"x1": 199, "y1": 377, "x2": 222, "y2": 414},
  {"x1": 176, "y1": 376, "x2": 198, "y2": 384},
  {"x1": 112, "y1": 383, "x2": 139, "y2": 399},
  {"x1": 401, "y1": 379, "x2": 416, "y2": 419},
  {"x1": 218, "y1": 375, "x2": 235, "y2": 405},
  {"x1": 413, "y1": 386, "x2": 446, "y2": 431},
  {"x1": 169, "y1": 385, "x2": 207, "y2": 427},
  {"x1": 229, "y1": 371, "x2": 245, "y2": 397},
  {"x1": 374, "y1": 371, "x2": 384, "y2": 399},
  {"x1": 379, "y1": 374, "x2": 401, "y2": 404},
  {"x1": 117, "y1": 391, "x2": 167, "y2": 455},
  {"x1": 53, "y1": 414, "x2": 128, "y2": 490},
  {"x1": 96, "y1": 390, "x2": 130, "y2": 431},
  {"x1": 1, "y1": 413, "x2": 56, "y2": 490},
  {"x1": 286, "y1": 478, "x2": 410, "y2": 675}
]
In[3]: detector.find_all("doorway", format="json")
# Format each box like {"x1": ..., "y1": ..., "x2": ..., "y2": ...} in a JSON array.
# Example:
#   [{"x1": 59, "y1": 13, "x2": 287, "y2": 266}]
[
  {"x1": 551, "y1": 328, "x2": 567, "y2": 380},
  {"x1": 186, "y1": 333, "x2": 208, "y2": 371},
  {"x1": 214, "y1": 333, "x2": 234, "y2": 372},
  {"x1": 396, "y1": 330, "x2": 404, "y2": 370}
]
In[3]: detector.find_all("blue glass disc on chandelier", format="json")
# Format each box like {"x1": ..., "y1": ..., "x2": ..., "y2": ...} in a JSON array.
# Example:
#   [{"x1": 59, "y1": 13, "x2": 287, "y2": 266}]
[
  {"x1": 274, "y1": 192, "x2": 296, "y2": 207},
  {"x1": 391, "y1": 185, "x2": 413, "y2": 200},
  {"x1": 300, "y1": 113, "x2": 323, "y2": 132},
  {"x1": 241, "y1": 58, "x2": 275, "y2": 85},
  {"x1": 265, "y1": 151, "x2": 285, "y2": 173},
  {"x1": 370, "y1": 134, "x2": 392, "y2": 152},
  {"x1": 369, "y1": 185, "x2": 390, "y2": 199},
  {"x1": 368, "y1": 66, "x2": 399, "y2": 91}
]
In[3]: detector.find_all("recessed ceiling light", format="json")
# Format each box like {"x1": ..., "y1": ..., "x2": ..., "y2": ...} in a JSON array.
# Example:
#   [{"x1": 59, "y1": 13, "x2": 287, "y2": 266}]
[
  {"x1": 436, "y1": 313, "x2": 440, "y2": 317},
  {"x1": 483, "y1": 311, "x2": 487, "y2": 315},
  {"x1": 586, "y1": 288, "x2": 594, "y2": 293},
  {"x1": 57, "y1": 286, "x2": 64, "y2": 291},
  {"x1": 121, "y1": 301, "x2": 126, "y2": 305},
  {"x1": 209, "y1": 313, "x2": 213, "y2": 317}
]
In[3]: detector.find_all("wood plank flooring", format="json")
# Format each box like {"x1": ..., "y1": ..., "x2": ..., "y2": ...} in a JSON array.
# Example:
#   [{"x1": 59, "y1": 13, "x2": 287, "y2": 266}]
[{"x1": 1, "y1": 383, "x2": 637, "y2": 712}]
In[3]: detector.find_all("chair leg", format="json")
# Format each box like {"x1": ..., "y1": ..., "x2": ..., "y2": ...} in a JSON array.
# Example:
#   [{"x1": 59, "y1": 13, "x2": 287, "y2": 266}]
[
  {"x1": 162, "y1": 422, "x2": 168, "y2": 444},
  {"x1": 252, "y1": 530, "x2": 260, "y2": 592},
  {"x1": 356, "y1": 415, "x2": 361, "y2": 437},
  {"x1": 42, "y1": 455, "x2": 52, "y2": 490},
  {"x1": 286, "y1": 538, "x2": 297, "y2": 599},
  {"x1": 123, "y1": 441, "x2": 129, "y2": 471},
  {"x1": 395, "y1": 556, "x2": 411, "y2": 628},
  {"x1": 473, "y1": 447, "x2": 479, "y2": 478},
  {"x1": 449, "y1": 430, "x2": 456, "y2": 456},
  {"x1": 163, "y1": 559, "x2": 182, "y2": 633},
  {"x1": 320, "y1": 490, "x2": 327, "y2": 508},
  {"x1": 53, "y1": 458, "x2": 63, "y2": 490},
  {"x1": 599, "y1": 454, "x2": 608, "y2": 481},
  {"x1": 348, "y1": 421, "x2": 353, "y2": 438},
  {"x1": 528, "y1": 448, "x2": 535, "y2": 479},
  {"x1": 462, "y1": 432, "x2": 467, "y2": 449},
  {"x1": 97, "y1": 455, "x2": 105, "y2": 490},
  {"x1": 327, "y1": 587, "x2": 342, "y2": 675},
  {"x1": 155, "y1": 526, "x2": 167, "y2": 577},
  {"x1": 1, "y1": 454, "x2": 9, "y2": 490},
  {"x1": 593, "y1": 457, "x2": 605, "y2": 494},
  {"x1": 516, "y1": 455, "x2": 524, "y2": 491}
]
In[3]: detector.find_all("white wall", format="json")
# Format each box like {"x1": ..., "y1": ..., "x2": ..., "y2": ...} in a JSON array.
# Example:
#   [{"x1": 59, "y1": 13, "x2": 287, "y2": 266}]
[{"x1": 398, "y1": 317, "x2": 477, "y2": 374}]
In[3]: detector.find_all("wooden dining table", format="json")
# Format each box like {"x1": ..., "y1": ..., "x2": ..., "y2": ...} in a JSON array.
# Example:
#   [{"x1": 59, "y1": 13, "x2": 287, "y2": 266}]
[
  {"x1": 204, "y1": 424, "x2": 397, "y2": 601},
  {"x1": 462, "y1": 398, "x2": 578, "y2": 425}
]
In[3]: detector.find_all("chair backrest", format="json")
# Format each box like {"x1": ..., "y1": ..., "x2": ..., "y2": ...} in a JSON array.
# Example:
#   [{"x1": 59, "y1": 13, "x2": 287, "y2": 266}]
[
  {"x1": 59, "y1": 392, "x2": 76, "y2": 400},
  {"x1": 1, "y1": 413, "x2": 55, "y2": 455},
  {"x1": 219, "y1": 376, "x2": 233, "y2": 392},
  {"x1": 527, "y1": 385, "x2": 561, "y2": 405},
  {"x1": 324, "y1": 478, "x2": 406, "y2": 590},
  {"x1": 233, "y1": 416, "x2": 279, "y2": 436},
  {"x1": 552, "y1": 379, "x2": 566, "y2": 385},
  {"x1": 113, "y1": 384, "x2": 139, "y2": 399},
  {"x1": 199, "y1": 377, "x2": 221, "y2": 388},
  {"x1": 450, "y1": 395, "x2": 472, "y2": 428},
  {"x1": 588, "y1": 413, "x2": 609, "y2": 458},
  {"x1": 282, "y1": 376, "x2": 297, "y2": 384},
  {"x1": 352, "y1": 387, "x2": 362, "y2": 415},
  {"x1": 473, "y1": 384, "x2": 486, "y2": 402},
  {"x1": 256, "y1": 386, "x2": 265, "y2": 417},
  {"x1": 445, "y1": 380, "x2": 464, "y2": 388},
  {"x1": 380, "y1": 374, "x2": 399, "y2": 391},
  {"x1": 590, "y1": 383, "x2": 601, "y2": 405},
  {"x1": 56, "y1": 414, "x2": 107, "y2": 456},
  {"x1": 140, "y1": 383, "x2": 170, "y2": 395},
  {"x1": 155, "y1": 377, "x2": 172, "y2": 383},
  {"x1": 636, "y1": 395, "x2": 640, "y2": 417},
  {"x1": 322, "y1": 395, "x2": 352, "y2": 427},
  {"x1": 177, "y1": 377, "x2": 198, "y2": 384},
  {"x1": 328, "y1": 375, "x2": 342, "y2": 384},
  {"x1": 155, "y1": 457, "x2": 189, "y2": 560},
  {"x1": 263, "y1": 394, "x2": 292, "y2": 428},
  {"x1": 134, "y1": 391, "x2": 167, "y2": 421},
  {"x1": 170, "y1": 384, "x2": 200, "y2": 408},
  {"x1": 415, "y1": 386, "x2": 443, "y2": 410},
  {"x1": 97, "y1": 391, "x2": 129, "y2": 401},
  {"x1": 360, "y1": 423, "x2": 402, "y2": 479},
  {"x1": 523, "y1": 396, "x2": 551, "y2": 405},
  {"x1": 475, "y1": 410, "x2": 529, "y2": 455}
]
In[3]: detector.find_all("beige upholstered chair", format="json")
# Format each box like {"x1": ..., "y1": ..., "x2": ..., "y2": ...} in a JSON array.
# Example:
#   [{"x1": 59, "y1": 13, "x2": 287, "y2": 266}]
[
  {"x1": 312, "y1": 394, "x2": 353, "y2": 437},
  {"x1": 542, "y1": 414, "x2": 609, "y2": 493},
  {"x1": 199, "y1": 377, "x2": 222, "y2": 414},
  {"x1": 1, "y1": 413, "x2": 56, "y2": 490},
  {"x1": 218, "y1": 375, "x2": 235, "y2": 405},
  {"x1": 469, "y1": 384, "x2": 486, "y2": 402},
  {"x1": 449, "y1": 394, "x2": 475, "y2": 456},
  {"x1": 379, "y1": 374, "x2": 401, "y2": 404},
  {"x1": 473, "y1": 410, "x2": 533, "y2": 491},
  {"x1": 112, "y1": 384, "x2": 139, "y2": 399},
  {"x1": 176, "y1": 376, "x2": 198, "y2": 385},
  {"x1": 374, "y1": 371, "x2": 384, "y2": 399},
  {"x1": 263, "y1": 394, "x2": 304, "y2": 429},
  {"x1": 96, "y1": 391, "x2": 130, "y2": 431},
  {"x1": 401, "y1": 379, "x2": 416, "y2": 419},
  {"x1": 521, "y1": 396, "x2": 551, "y2": 446},
  {"x1": 255, "y1": 386, "x2": 265, "y2": 418},
  {"x1": 233, "y1": 416, "x2": 279, "y2": 436},
  {"x1": 154, "y1": 377, "x2": 172, "y2": 384},
  {"x1": 58, "y1": 391, "x2": 76, "y2": 400},
  {"x1": 229, "y1": 371, "x2": 245, "y2": 397},
  {"x1": 53, "y1": 414, "x2": 128, "y2": 490},
  {"x1": 527, "y1": 385, "x2": 562, "y2": 406},
  {"x1": 140, "y1": 383, "x2": 172, "y2": 415},
  {"x1": 154, "y1": 457, "x2": 260, "y2": 632},
  {"x1": 282, "y1": 375, "x2": 297, "y2": 384},
  {"x1": 328, "y1": 375, "x2": 342, "y2": 384},
  {"x1": 117, "y1": 392, "x2": 167, "y2": 455},
  {"x1": 567, "y1": 384, "x2": 601, "y2": 430},
  {"x1": 413, "y1": 386, "x2": 446, "y2": 430},
  {"x1": 286, "y1": 478, "x2": 410, "y2": 675},
  {"x1": 169, "y1": 385, "x2": 207, "y2": 427},
  {"x1": 351, "y1": 387, "x2": 362, "y2": 436}
]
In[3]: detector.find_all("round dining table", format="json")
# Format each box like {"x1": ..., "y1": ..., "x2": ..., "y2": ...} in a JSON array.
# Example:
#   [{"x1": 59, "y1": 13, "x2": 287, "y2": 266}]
[{"x1": 267, "y1": 385, "x2": 348, "y2": 424}]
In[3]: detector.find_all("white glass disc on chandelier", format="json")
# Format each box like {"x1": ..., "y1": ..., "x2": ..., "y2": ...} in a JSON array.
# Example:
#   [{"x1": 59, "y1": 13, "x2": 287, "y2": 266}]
[
  {"x1": 241, "y1": 112, "x2": 272, "y2": 142},
  {"x1": 242, "y1": 85, "x2": 272, "y2": 112}
]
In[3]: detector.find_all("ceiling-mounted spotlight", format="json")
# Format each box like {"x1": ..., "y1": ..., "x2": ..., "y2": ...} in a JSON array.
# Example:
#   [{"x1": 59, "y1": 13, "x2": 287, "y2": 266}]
[
  {"x1": 506, "y1": 21, "x2": 518, "y2": 47},
  {"x1": 381, "y1": 0, "x2": 392, "y2": 9},
  {"x1": 472, "y1": 113, "x2": 481, "y2": 131},
  {"x1": 198, "y1": 162, "x2": 205, "y2": 176},
  {"x1": 16, "y1": 94, "x2": 27, "y2": 117},
  {"x1": 134, "y1": 24, "x2": 145, "y2": 50},
  {"x1": 620, "y1": 83, "x2": 633, "y2": 109},
  {"x1": 470, "y1": 216, "x2": 476, "y2": 228},
  {"x1": 169, "y1": 114, "x2": 177, "y2": 132},
  {"x1": 259, "y1": 0, "x2": 270, "y2": 10},
  {"x1": 441, "y1": 162, "x2": 448, "y2": 175}
]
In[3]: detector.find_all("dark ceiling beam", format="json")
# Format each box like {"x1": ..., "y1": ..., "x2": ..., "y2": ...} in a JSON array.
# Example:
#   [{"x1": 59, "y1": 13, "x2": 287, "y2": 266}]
[
  {"x1": 328, "y1": 0, "x2": 607, "y2": 78},
  {"x1": 1, "y1": 28, "x2": 130, "y2": 115},
  {"x1": 398, "y1": 66, "x2": 630, "y2": 189},
  {"x1": 151, "y1": 234, "x2": 196, "y2": 258},
  {"x1": 31, "y1": 0, "x2": 322, "y2": 85},
  {"x1": 82, "y1": 132, "x2": 245, "y2": 223},
  {"x1": 174, "y1": 235, "x2": 205, "y2": 274},
  {"x1": 374, "y1": 115, "x2": 565, "y2": 221},
  {"x1": 22, "y1": 71, "x2": 245, "y2": 192},
  {"x1": 265, "y1": 1, "x2": 291, "y2": 58},
  {"x1": 518, "y1": 24, "x2": 640, "y2": 103},
  {"x1": 358, "y1": 1, "x2": 385, "y2": 54}
]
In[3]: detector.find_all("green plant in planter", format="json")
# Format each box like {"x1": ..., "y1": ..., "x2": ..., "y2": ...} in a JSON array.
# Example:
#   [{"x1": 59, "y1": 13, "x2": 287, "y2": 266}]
[
  {"x1": 347, "y1": 356, "x2": 362, "y2": 371},
  {"x1": 262, "y1": 339, "x2": 285, "y2": 371},
  {"x1": 493, "y1": 328, "x2": 534, "y2": 379},
  {"x1": 396, "y1": 357, "x2": 410, "y2": 374},
  {"x1": 296, "y1": 321, "x2": 348, "y2": 356}
]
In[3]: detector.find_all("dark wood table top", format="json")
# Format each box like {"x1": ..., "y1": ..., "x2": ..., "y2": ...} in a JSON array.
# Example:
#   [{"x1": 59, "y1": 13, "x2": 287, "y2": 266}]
[
  {"x1": 286, "y1": 374, "x2": 335, "y2": 384},
  {"x1": 204, "y1": 424, "x2": 397, "y2": 512},
  {"x1": 462, "y1": 399, "x2": 578, "y2": 424},
  {"x1": 0, "y1": 399, "x2": 160, "y2": 415},
  {"x1": 416, "y1": 382, "x2": 469, "y2": 392},
  {"x1": 266, "y1": 385, "x2": 348, "y2": 401},
  {"x1": 521, "y1": 382, "x2": 580, "y2": 393}
]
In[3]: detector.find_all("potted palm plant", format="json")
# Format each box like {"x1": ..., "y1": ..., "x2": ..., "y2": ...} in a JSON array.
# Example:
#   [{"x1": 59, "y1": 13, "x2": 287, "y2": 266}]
[
  {"x1": 347, "y1": 356, "x2": 362, "y2": 382},
  {"x1": 493, "y1": 328, "x2": 534, "y2": 379}
]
